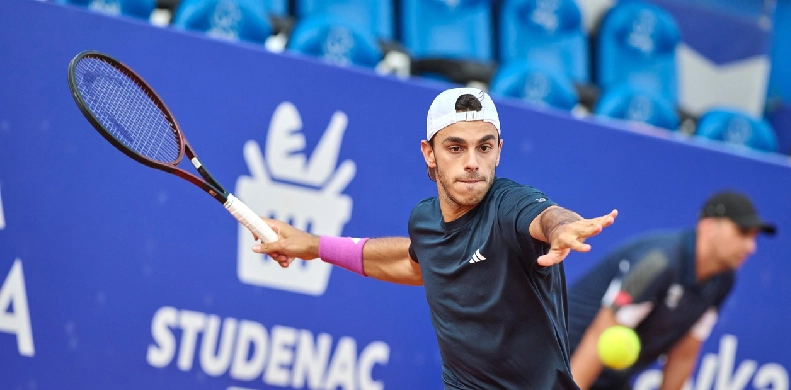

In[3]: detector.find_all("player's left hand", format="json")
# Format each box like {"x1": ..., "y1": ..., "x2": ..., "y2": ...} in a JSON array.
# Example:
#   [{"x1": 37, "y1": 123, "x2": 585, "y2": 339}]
[{"x1": 537, "y1": 209, "x2": 618, "y2": 266}]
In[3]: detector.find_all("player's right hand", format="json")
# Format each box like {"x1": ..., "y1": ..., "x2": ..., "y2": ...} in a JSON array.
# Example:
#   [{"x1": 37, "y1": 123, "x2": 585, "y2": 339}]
[
  {"x1": 251, "y1": 218, "x2": 321, "y2": 268},
  {"x1": 537, "y1": 209, "x2": 618, "y2": 266}
]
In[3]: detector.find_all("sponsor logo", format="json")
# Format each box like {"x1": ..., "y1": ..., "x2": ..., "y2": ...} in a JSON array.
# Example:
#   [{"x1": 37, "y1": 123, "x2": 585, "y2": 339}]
[
  {"x1": 0, "y1": 259, "x2": 34, "y2": 357},
  {"x1": 633, "y1": 334, "x2": 789, "y2": 390},
  {"x1": 147, "y1": 307, "x2": 389, "y2": 390},
  {"x1": 236, "y1": 102, "x2": 356, "y2": 296},
  {"x1": 468, "y1": 249, "x2": 487, "y2": 264}
]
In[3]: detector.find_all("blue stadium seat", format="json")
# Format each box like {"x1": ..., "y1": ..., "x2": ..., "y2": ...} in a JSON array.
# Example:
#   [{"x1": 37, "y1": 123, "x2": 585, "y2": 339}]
[
  {"x1": 57, "y1": 0, "x2": 156, "y2": 19},
  {"x1": 262, "y1": 0, "x2": 288, "y2": 17},
  {"x1": 490, "y1": 62, "x2": 579, "y2": 111},
  {"x1": 767, "y1": 103, "x2": 791, "y2": 155},
  {"x1": 696, "y1": 109, "x2": 779, "y2": 152},
  {"x1": 596, "y1": 1, "x2": 681, "y2": 102},
  {"x1": 287, "y1": 15, "x2": 383, "y2": 68},
  {"x1": 172, "y1": 0, "x2": 273, "y2": 44},
  {"x1": 595, "y1": 85, "x2": 679, "y2": 130},
  {"x1": 499, "y1": 0, "x2": 589, "y2": 83},
  {"x1": 400, "y1": 0, "x2": 494, "y2": 61},
  {"x1": 295, "y1": 0, "x2": 394, "y2": 40}
]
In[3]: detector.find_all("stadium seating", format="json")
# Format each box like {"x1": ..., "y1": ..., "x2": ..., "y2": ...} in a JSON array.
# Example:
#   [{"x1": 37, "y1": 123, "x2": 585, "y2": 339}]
[
  {"x1": 596, "y1": 1, "x2": 681, "y2": 103},
  {"x1": 696, "y1": 108, "x2": 779, "y2": 152},
  {"x1": 400, "y1": 0, "x2": 493, "y2": 61},
  {"x1": 594, "y1": 85, "x2": 680, "y2": 130},
  {"x1": 767, "y1": 103, "x2": 791, "y2": 155},
  {"x1": 490, "y1": 62, "x2": 579, "y2": 111},
  {"x1": 498, "y1": 0, "x2": 589, "y2": 84},
  {"x1": 287, "y1": 15, "x2": 383, "y2": 68},
  {"x1": 399, "y1": 0, "x2": 496, "y2": 85},
  {"x1": 262, "y1": 0, "x2": 288, "y2": 17},
  {"x1": 294, "y1": 0, "x2": 394, "y2": 40},
  {"x1": 57, "y1": 0, "x2": 156, "y2": 19},
  {"x1": 172, "y1": 0, "x2": 273, "y2": 44}
]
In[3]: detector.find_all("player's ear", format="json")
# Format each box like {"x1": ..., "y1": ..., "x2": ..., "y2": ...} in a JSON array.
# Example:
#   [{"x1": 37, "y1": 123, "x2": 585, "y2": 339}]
[
  {"x1": 495, "y1": 138, "x2": 503, "y2": 166},
  {"x1": 421, "y1": 140, "x2": 436, "y2": 168}
]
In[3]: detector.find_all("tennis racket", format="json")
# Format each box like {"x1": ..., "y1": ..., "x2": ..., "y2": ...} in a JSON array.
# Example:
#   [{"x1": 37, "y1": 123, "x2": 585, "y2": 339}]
[{"x1": 67, "y1": 50, "x2": 278, "y2": 243}]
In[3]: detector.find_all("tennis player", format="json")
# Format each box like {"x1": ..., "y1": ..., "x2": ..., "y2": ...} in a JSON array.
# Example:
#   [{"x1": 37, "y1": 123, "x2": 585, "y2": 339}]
[
  {"x1": 567, "y1": 191, "x2": 776, "y2": 390},
  {"x1": 253, "y1": 88, "x2": 618, "y2": 389}
]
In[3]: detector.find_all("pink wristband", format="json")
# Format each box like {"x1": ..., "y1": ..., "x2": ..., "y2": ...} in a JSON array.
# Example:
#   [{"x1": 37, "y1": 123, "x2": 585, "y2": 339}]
[{"x1": 318, "y1": 236, "x2": 369, "y2": 276}]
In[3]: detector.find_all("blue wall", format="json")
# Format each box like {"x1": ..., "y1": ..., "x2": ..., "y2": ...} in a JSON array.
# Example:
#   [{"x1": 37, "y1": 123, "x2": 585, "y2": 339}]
[
  {"x1": 770, "y1": 0, "x2": 791, "y2": 101},
  {"x1": 1, "y1": 0, "x2": 790, "y2": 388}
]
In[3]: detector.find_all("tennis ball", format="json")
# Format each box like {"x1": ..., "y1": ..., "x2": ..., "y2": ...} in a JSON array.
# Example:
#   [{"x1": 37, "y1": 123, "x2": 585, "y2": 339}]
[{"x1": 597, "y1": 325, "x2": 640, "y2": 370}]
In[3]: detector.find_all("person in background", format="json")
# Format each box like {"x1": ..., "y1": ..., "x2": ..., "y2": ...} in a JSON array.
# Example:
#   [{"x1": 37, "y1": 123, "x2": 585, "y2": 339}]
[{"x1": 568, "y1": 191, "x2": 776, "y2": 390}]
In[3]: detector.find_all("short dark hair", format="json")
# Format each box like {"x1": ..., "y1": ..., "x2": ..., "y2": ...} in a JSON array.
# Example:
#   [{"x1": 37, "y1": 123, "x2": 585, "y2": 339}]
[{"x1": 455, "y1": 93, "x2": 483, "y2": 112}]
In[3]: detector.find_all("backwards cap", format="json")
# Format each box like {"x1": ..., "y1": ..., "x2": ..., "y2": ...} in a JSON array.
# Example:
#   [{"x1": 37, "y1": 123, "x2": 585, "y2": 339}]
[{"x1": 426, "y1": 88, "x2": 501, "y2": 140}]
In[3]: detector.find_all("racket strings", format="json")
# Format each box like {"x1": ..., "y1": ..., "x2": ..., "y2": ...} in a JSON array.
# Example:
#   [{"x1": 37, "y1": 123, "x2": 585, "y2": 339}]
[{"x1": 73, "y1": 57, "x2": 181, "y2": 164}]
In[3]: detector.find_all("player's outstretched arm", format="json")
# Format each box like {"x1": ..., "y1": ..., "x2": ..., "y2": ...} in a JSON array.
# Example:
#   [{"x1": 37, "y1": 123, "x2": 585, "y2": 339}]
[
  {"x1": 529, "y1": 206, "x2": 618, "y2": 266},
  {"x1": 252, "y1": 218, "x2": 422, "y2": 286}
]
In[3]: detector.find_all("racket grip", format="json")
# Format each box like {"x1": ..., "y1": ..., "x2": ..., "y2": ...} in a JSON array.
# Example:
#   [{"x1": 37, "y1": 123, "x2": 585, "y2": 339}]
[{"x1": 224, "y1": 194, "x2": 278, "y2": 243}]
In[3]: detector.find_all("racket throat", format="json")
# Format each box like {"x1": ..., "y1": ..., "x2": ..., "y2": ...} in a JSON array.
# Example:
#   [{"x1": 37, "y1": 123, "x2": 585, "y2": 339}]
[{"x1": 190, "y1": 157, "x2": 227, "y2": 194}]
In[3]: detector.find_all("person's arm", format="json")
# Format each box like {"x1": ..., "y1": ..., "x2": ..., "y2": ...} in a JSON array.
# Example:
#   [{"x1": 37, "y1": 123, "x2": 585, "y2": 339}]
[
  {"x1": 659, "y1": 332, "x2": 703, "y2": 390},
  {"x1": 570, "y1": 307, "x2": 619, "y2": 389},
  {"x1": 659, "y1": 307, "x2": 718, "y2": 390},
  {"x1": 360, "y1": 237, "x2": 422, "y2": 285},
  {"x1": 571, "y1": 249, "x2": 673, "y2": 388},
  {"x1": 528, "y1": 205, "x2": 619, "y2": 266},
  {"x1": 251, "y1": 218, "x2": 422, "y2": 285}
]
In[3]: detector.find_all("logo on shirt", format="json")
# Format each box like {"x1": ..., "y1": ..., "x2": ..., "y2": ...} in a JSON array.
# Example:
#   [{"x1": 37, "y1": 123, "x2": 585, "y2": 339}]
[
  {"x1": 614, "y1": 291, "x2": 634, "y2": 307},
  {"x1": 665, "y1": 284, "x2": 684, "y2": 309},
  {"x1": 468, "y1": 249, "x2": 487, "y2": 264}
]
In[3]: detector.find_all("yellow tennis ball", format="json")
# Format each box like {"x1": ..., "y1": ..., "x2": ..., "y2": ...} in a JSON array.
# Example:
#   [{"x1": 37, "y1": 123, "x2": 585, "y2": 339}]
[{"x1": 597, "y1": 325, "x2": 640, "y2": 370}]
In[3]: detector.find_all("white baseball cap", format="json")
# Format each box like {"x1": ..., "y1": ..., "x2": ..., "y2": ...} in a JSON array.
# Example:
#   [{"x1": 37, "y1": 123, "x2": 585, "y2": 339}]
[{"x1": 426, "y1": 87, "x2": 501, "y2": 141}]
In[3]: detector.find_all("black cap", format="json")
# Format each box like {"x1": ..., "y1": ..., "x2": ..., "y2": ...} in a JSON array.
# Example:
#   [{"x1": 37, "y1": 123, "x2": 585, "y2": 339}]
[{"x1": 700, "y1": 191, "x2": 776, "y2": 236}]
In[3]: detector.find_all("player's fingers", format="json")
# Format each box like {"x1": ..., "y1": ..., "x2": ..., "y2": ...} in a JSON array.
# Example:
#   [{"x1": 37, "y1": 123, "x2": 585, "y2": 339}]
[
  {"x1": 569, "y1": 210, "x2": 618, "y2": 237},
  {"x1": 252, "y1": 240, "x2": 285, "y2": 254},
  {"x1": 258, "y1": 218, "x2": 293, "y2": 238},
  {"x1": 536, "y1": 254, "x2": 552, "y2": 266},
  {"x1": 570, "y1": 240, "x2": 592, "y2": 252},
  {"x1": 570, "y1": 221, "x2": 603, "y2": 238},
  {"x1": 537, "y1": 248, "x2": 571, "y2": 266},
  {"x1": 536, "y1": 252, "x2": 558, "y2": 266},
  {"x1": 261, "y1": 252, "x2": 294, "y2": 267},
  {"x1": 560, "y1": 235, "x2": 591, "y2": 252},
  {"x1": 594, "y1": 209, "x2": 618, "y2": 228}
]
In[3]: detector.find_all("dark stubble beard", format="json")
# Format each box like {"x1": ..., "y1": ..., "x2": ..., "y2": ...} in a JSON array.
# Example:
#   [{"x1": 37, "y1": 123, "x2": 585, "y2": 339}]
[{"x1": 436, "y1": 163, "x2": 495, "y2": 209}]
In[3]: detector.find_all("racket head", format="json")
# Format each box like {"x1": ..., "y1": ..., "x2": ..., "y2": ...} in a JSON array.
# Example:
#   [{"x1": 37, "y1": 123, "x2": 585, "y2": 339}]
[{"x1": 67, "y1": 51, "x2": 186, "y2": 171}]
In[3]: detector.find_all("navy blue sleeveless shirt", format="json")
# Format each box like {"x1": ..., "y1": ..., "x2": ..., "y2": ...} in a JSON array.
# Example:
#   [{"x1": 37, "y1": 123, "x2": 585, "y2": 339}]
[{"x1": 408, "y1": 178, "x2": 579, "y2": 389}]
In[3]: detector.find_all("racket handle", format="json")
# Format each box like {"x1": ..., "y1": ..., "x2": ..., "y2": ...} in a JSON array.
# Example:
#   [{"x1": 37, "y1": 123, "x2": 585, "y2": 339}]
[{"x1": 224, "y1": 194, "x2": 278, "y2": 243}]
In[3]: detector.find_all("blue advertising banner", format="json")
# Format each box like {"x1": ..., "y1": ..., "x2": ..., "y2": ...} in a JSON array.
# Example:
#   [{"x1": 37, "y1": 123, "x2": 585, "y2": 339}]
[{"x1": 1, "y1": 1, "x2": 790, "y2": 389}]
